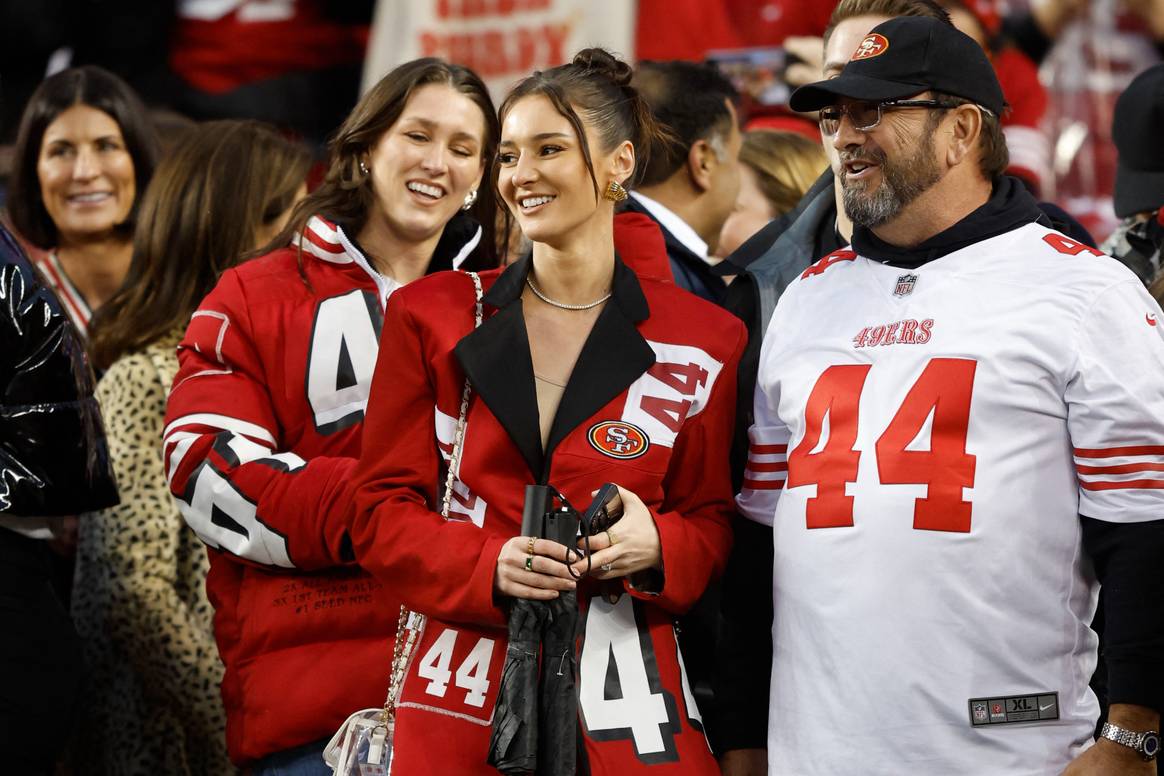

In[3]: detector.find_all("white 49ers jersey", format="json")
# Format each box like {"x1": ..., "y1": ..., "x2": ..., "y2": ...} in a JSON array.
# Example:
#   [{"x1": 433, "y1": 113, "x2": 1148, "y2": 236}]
[{"x1": 737, "y1": 222, "x2": 1164, "y2": 776}]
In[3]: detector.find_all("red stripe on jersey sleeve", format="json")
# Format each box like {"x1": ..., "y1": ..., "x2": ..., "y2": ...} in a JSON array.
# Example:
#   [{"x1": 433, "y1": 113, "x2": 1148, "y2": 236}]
[
  {"x1": 1074, "y1": 445, "x2": 1164, "y2": 458},
  {"x1": 1079, "y1": 478, "x2": 1164, "y2": 491},
  {"x1": 750, "y1": 444, "x2": 788, "y2": 454},
  {"x1": 1077, "y1": 462, "x2": 1164, "y2": 475},
  {"x1": 746, "y1": 460, "x2": 789, "y2": 472},
  {"x1": 742, "y1": 478, "x2": 785, "y2": 491}
]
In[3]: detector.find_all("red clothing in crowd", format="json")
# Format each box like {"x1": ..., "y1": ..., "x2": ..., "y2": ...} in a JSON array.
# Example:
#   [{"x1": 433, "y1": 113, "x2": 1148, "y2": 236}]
[
  {"x1": 327, "y1": 258, "x2": 743, "y2": 773},
  {"x1": 170, "y1": 0, "x2": 367, "y2": 94},
  {"x1": 163, "y1": 217, "x2": 408, "y2": 764}
]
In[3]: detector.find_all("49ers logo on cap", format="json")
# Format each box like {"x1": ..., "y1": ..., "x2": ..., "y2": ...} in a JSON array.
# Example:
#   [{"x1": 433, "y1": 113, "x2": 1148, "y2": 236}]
[
  {"x1": 852, "y1": 33, "x2": 889, "y2": 60},
  {"x1": 588, "y1": 421, "x2": 649, "y2": 460}
]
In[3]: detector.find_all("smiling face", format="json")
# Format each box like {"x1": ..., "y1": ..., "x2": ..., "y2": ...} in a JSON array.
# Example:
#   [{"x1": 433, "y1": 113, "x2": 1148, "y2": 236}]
[
  {"x1": 363, "y1": 81, "x2": 487, "y2": 246},
  {"x1": 834, "y1": 96, "x2": 945, "y2": 228},
  {"x1": 36, "y1": 103, "x2": 136, "y2": 244},
  {"x1": 497, "y1": 94, "x2": 632, "y2": 249}
]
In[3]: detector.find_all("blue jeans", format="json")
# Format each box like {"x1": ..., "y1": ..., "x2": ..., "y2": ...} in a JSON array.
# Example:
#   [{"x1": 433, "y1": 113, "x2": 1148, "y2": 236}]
[{"x1": 251, "y1": 737, "x2": 332, "y2": 776}]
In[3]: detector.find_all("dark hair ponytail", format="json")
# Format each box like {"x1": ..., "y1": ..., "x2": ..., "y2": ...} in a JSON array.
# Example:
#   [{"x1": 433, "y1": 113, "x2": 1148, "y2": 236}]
[{"x1": 499, "y1": 47, "x2": 673, "y2": 199}]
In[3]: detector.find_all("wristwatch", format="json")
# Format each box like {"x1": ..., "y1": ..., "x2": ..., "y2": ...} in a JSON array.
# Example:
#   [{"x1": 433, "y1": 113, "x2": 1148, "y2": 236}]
[{"x1": 1100, "y1": 721, "x2": 1161, "y2": 761}]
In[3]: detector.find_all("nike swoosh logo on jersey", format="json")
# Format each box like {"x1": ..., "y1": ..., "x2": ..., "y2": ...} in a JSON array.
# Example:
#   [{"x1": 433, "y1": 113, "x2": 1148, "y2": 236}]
[{"x1": 1039, "y1": 702, "x2": 1055, "y2": 712}]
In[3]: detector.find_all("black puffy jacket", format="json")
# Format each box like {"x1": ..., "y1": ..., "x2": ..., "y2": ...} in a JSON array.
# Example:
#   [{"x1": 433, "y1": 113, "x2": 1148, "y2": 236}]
[{"x1": 0, "y1": 224, "x2": 117, "y2": 515}]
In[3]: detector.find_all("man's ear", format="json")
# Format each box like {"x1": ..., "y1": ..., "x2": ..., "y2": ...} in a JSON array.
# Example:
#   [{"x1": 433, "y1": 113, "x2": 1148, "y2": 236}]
[
  {"x1": 686, "y1": 138, "x2": 716, "y2": 193},
  {"x1": 945, "y1": 104, "x2": 982, "y2": 168}
]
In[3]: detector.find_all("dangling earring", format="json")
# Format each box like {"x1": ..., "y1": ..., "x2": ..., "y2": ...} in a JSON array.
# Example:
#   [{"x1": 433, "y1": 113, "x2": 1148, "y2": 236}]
[
  {"x1": 462, "y1": 189, "x2": 478, "y2": 211},
  {"x1": 603, "y1": 180, "x2": 628, "y2": 202},
  {"x1": 359, "y1": 159, "x2": 370, "y2": 177}
]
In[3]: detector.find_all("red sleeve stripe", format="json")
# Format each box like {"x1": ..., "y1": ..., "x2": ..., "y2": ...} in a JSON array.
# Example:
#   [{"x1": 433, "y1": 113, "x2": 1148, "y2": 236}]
[
  {"x1": 1080, "y1": 478, "x2": 1164, "y2": 491},
  {"x1": 750, "y1": 444, "x2": 788, "y2": 454},
  {"x1": 746, "y1": 460, "x2": 788, "y2": 472},
  {"x1": 743, "y1": 478, "x2": 785, "y2": 491},
  {"x1": 1074, "y1": 445, "x2": 1164, "y2": 458},
  {"x1": 1077, "y1": 462, "x2": 1164, "y2": 475}
]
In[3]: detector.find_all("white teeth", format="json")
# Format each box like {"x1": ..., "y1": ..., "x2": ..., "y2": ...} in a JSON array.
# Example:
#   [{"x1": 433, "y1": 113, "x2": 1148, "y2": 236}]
[
  {"x1": 521, "y1": 195, "x2": 554, "y2": 208},
  {"x1": 407, "y1": 182, "x2": 444, "y2": 198},
  {"x1": 69, "y1": 192, "x2": 110, "y2": 203}
]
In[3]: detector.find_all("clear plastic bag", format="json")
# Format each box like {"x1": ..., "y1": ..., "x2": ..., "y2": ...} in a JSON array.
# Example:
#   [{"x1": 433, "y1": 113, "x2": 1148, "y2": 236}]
[{"x1": 322, "y1": 708, "x2": 394, "y2": 776}]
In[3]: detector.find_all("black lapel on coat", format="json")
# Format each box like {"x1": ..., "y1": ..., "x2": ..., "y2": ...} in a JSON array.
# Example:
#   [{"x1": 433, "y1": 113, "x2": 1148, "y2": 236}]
[
  {"x1": 545, "y1": 257, "x2": 655, "y2": 462},
  {"x1": 454, "y1": 257, "x2": 544, "y2": 477}
]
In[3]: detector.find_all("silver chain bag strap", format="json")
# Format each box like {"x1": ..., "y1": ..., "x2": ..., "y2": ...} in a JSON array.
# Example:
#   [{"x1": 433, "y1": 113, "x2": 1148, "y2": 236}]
[{"x1": 324, "y1": 271, "x2": 483, "y2": 775}]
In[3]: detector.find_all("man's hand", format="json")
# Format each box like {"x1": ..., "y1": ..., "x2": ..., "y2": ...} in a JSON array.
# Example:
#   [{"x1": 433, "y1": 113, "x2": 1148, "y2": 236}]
[
  {"x1": 1061, "y1": 704, "x2": 1159, "y2": 775},
  {"x1": 1060, "y1": 739, "x2": 1157, "y2": 775},
  {"x1": 719, "y1": 748, "x2": 767, "y2": 776}
]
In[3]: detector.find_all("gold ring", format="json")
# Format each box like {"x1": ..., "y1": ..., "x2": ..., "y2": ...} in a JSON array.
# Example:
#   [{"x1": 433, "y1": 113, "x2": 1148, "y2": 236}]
[
  {"x1": 606, "y1": 529, "x2": 618, "y2": 546},
  {"x1": 525, "y1": 554, "x2": 534, "y2": 571},
  {"x1": 527, "y1": 536, "x2": 536, "y2": 555}
]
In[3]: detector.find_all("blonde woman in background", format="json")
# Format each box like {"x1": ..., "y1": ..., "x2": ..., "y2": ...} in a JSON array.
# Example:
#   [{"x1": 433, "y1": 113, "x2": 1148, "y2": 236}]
[
  {"x1": 72, "y1": 120, "x2": 310, "y2": 776},
  {"x1": 715, "y1": 129, "x2": 827, "y2": 259}
]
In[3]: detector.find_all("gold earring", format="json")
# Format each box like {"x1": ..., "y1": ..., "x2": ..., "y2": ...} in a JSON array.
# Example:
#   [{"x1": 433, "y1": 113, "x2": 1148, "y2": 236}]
[{"x1": 603, "y1": 180, "x2": 628, "y2": 202}]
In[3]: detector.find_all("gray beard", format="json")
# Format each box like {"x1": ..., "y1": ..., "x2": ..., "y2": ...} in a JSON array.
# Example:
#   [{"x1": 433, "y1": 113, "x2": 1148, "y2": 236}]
[{"x1": 841, "y1": 135, "x2": 942, "y2": 228}]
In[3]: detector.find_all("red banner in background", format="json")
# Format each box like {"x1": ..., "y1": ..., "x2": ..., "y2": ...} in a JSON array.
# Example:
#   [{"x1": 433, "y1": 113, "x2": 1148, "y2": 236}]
[{"x1": 363, "y1": 0, "x2": 634, "y2": 100}]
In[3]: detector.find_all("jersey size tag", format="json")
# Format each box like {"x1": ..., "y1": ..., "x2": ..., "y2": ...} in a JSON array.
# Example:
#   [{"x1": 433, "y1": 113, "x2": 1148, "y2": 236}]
[{"x1": 969, "y1": 692, "x2": 1059, "y2": 726}]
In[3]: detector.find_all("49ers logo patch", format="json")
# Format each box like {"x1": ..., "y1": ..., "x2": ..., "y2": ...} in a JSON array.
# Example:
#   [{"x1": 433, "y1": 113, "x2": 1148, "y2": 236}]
[
  {"x1": 588, "y1": 421, "x2": 649, "y2": 460},
  {"x1": 852, "y1": 33, "x2": 889, "y2": 60}
]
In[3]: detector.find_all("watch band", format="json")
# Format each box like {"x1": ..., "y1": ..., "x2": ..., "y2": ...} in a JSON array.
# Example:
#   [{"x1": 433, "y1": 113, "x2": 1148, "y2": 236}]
[{"x1": 1100, "y1": 721, "x2": 1161, "y2": 761}]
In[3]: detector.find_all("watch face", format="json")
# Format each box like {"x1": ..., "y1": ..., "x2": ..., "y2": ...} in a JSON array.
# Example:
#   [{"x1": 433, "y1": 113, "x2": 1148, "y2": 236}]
[{"x1": 1143, "y1": 732, "x2": 1160, "y2": 760}]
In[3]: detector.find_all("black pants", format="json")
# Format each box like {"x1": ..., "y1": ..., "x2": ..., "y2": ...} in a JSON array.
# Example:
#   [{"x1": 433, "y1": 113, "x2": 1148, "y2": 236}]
[{"x1": 0, "y1": 529, "x2": 83, "y2": 775}]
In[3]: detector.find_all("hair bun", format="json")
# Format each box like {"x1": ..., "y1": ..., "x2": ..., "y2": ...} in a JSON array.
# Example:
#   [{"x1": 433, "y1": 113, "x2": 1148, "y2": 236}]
[{"x1": 572, "y1": 47, "x2": 633, "y2": 88}]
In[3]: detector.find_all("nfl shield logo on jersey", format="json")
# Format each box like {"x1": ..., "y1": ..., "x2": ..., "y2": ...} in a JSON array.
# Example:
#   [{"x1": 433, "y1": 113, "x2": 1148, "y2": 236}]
[{"x1": 893, "y1": 273, "x2": 918, "y2": 297}]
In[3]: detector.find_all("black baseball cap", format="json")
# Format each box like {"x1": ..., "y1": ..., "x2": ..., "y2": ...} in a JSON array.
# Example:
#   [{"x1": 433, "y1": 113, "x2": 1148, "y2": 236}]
[
  {"x1": 789, "y1": 16, "x2": 1006, "y2": 116},
  {"x1": 1113, "y1": 64, "x2": 1164, "y2": 218}
]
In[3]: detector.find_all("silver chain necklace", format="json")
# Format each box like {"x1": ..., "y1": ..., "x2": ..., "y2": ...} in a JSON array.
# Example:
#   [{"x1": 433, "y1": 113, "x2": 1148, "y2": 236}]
[{"x1": 525, "y1": 277, "x2": 611, "y2": 311}]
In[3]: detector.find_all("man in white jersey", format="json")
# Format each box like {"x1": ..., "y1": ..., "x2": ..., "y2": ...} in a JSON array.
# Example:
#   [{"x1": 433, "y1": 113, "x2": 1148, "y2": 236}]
[{"x1": 735, "y1": 16, "x2": 1164, "y2": 776}]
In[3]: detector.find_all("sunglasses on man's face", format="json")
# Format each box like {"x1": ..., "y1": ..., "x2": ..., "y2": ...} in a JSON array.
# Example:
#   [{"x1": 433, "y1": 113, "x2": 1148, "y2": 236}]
[{"x1": 818, "y1": 99, "x2": 960, "y2": 136}]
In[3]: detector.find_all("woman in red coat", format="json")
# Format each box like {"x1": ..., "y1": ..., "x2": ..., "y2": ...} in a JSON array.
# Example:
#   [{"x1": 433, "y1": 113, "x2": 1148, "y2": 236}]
[{"x1": 338, "y1": 48, "x2": 745, "y2": 774}]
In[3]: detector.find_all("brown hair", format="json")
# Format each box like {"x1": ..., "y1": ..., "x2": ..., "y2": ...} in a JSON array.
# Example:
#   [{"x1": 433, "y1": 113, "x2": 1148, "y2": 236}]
[
  {"x1": 739, "y1": 130, "x2": 829, "y2": 216},
  {"x1": 498, "y1": 48, "x2": 672, "y2": 201},
  {"x1": 8, "y1": 66, "x2": 159, "y2": 249},
  {"x1": 935, "y1": 93, "x2": 1009, "y2": 180},
  {"x1": 89, "y1": 120, "x2": 311, "y2": 370},
  {"x1": 263, "y1": 58, "x2": 500, "y2": 270},
  {"x1": 631, "y1": 59, "x2": 739, "y2": 187},
  {"x1": 823, "y1": 0, "x2": 950, "y2": 45}
]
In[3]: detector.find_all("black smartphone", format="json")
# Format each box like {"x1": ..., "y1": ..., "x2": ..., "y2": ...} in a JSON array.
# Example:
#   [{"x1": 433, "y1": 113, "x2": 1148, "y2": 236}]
[{"x1": 582, "y1": 483, "x2": 621, "y2": 535}]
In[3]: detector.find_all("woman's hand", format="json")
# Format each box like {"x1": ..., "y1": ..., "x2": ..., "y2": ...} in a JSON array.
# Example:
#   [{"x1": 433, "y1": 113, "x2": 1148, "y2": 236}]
[
  {"x1": 571, "y1": 485, "x2": 662, "y2": 581},
  {"x1": 494, "y1": 536, "x2": 577, "y2": 600}
]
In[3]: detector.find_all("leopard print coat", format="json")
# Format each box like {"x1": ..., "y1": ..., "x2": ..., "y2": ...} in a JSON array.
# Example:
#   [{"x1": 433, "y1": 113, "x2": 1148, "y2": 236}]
[{"x1": 71, "y1": 331, "x2": 237, "y2": 775}]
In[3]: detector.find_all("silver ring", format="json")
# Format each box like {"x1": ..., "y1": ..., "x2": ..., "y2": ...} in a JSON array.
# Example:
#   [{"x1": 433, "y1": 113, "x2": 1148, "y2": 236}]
[{"x1": 600, "y1": 562, "x2": 613, "y2": 572}]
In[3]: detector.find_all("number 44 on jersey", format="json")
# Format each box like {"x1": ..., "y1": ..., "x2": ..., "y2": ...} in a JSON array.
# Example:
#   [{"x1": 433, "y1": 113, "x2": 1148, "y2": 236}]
[{"x1": 790, "y1": 358, "x2": 978, "y2": 532}]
